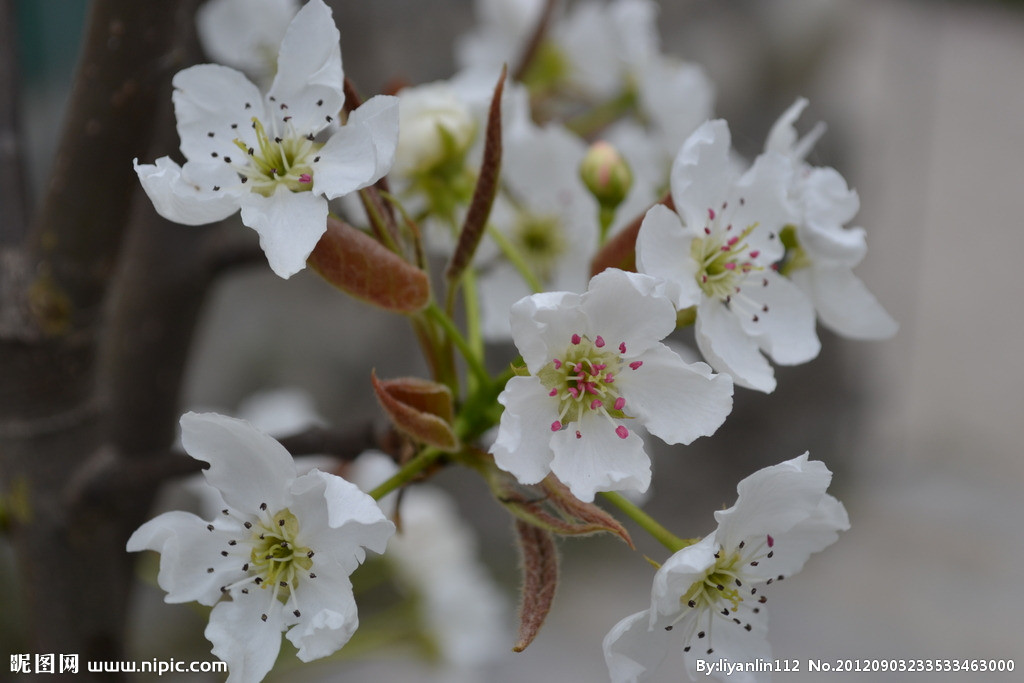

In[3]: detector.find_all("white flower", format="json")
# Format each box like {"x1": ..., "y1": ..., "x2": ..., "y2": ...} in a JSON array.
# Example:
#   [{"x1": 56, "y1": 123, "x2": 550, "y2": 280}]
[
  {"x1": 603, "y1": 454, "x2": 849, "y2": 683},
  {"x1": 348, "y1": 453, "x2": 510, "y2": 668},
  {"x1": 455, "y1": 0, "x2": 548, "y2": 75},
  {"x1": 196, "y1": 0, "x2": 299, "y2": 86},
  {"x1": 636, "y1": 119, "x2": 820, "y2": 393},
  {"x1": 394, "y1": 81, "x2": 478, "y2": 178},
  {"x1": 491, "y1": 268, "x2": 733, "y2": 502},
  {"x1": 766, "y1": 98, "x2": 898, "y2": 340},
  {"x1": 127, "y1": 412, "x2": 394, "y2": 683},
  {"x1": 478, "y1": 122, "x2": 599, "y2": 340},
  {"x1": 134, "y1": 0, "x2": 399, "y2": 279}
]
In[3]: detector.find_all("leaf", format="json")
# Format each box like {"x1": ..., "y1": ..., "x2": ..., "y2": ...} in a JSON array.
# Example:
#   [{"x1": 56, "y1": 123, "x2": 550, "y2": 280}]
[
  {"x1": 445, "y1": 65, "x2": 506, "y2": 285},
  {"x1": 540, "y1": 475, "x2": 634, "y2": 549},
  {"x1": 370, "y1": 370, "x2": 458, "y2": 451},
  {"x1": 590, "y1": 192, "x2": 674, "y2": 277},
  {"x1": 309, "y1": 217, "x2": 429, "y2": 313},
  {"x1": 513, "y1": 519, "x2": 558, "y2": 653}
]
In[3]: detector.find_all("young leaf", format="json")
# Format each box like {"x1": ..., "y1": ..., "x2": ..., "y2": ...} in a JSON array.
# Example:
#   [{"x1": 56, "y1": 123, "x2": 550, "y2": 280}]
[
  {"x1": 445, "y1": 65, "x2": 506, "y2": 286},
  {"x1": 513, "y1": 519, "x2": 558, "y2": 653},
  {"x1": 370, "y1": 370, "x2": 458, "y2": 451},
  {"x1": 308, "y1": 217, "x2": 429, "y2": 313}
]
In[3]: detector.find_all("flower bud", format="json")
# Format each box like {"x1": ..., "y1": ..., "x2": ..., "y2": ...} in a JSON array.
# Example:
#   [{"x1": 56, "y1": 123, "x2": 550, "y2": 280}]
[
  {"x1": 394, "y1": 83, "x2": 477, "y2": 177},
  {"x1": 579, "y1": 141, "x2": 633, "y2": 210}
]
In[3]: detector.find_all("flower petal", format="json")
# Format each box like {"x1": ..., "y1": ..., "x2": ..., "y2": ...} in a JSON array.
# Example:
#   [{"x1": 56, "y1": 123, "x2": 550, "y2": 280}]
[
  {"x1": 695, "y1": 299, "x2": 776, "y2": 393},
  {"x1": 284, "y1": 565, "x2": 359, "y2": 662},
  {"x1": 289, "y1": 468, "x2": 394, "y2": 574},
  {"x1": 618, "y1": 343, "x2": 733, "y2": 445},
  {"x1": 581, "y1": 269, "x2": 676, "y2": 357},
  {"x1": 126, "y1": 510, "x2": 245, "y2": 606},
  {"x1": 747, "y1": 493, "x2": 849, "y2": 580},
  {"x1": 509, "y1": 290, "x2": 585, "y2": 374},
  {"x1": 311, "y1": 95, "x2": 400, "y2": 200},
  {"x1": 180, "y1": 411, "x2": 296, "y2": 514},
  {"x1": 651, "y1": 535, "x2": 718, "y2": 617},
  {"x1": 603, "y1": 609, "x2": 675, "y2": 683},
  {"x1": 492, "y1": 376, "x2": 559, "y2": 485},
  {"x1": 737, "y1": 270, "x2": 820, "y2": 366},
  {"x1": 793, "y1": 265, "x2": 898, "y2": 340},
  {"x1": 206, "y1": 595, "x2": 287, "y2": 683},
  {"x1": 635, "y1": 203, "x2": 703, "y2": 309},
  {"x1": 714, "y1": 453, "x2": 832, "y2": 551},
  {"x1": 238, "y1": 187, "x2": 328, "y2": 278},
  {"x1": 639, "y1": 56, "x2": 714, "y2": 152},
  {"x1": 266, "y1": 0, "x2": 344, "y2": 137},
  {"x1": 172, "y1": 64, "x2": 265, "y2": 161},
  {"x1": 196, "y1": 0, "x2": 298, "y2": 79},
  {"x1": 727, "y1": 152, "x2": 795, "y2": 260},
  {"x1": 134, "y1": 157, "x2": 241, "y2": 226},
  {"x1": 669, "y1": 120, "x2": 735, "y2": 231},
  {"x1": 549, "y1": 411, "x2": 651, "y2": 502}
]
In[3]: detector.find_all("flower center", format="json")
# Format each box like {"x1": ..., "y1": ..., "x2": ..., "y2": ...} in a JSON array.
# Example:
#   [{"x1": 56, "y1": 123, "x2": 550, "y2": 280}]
[
  {"x1": 667, "y1": 535, "x2": 782, "y2": 655},
  {"x1": 233, "y1": 117, "x2": 321, "y2": 197},
  {"x1": 513, "y1": 214, "x2": 566, "y2": 283},
  {"x1": 537, "y1": 334, "x2": 643, "y2": 439},
  {"x1": 248, "y1": 508, "x2": 313, "y2": 599},
  {"x1": 691, "y1": 207, "x2": 763, "y2": 301}
]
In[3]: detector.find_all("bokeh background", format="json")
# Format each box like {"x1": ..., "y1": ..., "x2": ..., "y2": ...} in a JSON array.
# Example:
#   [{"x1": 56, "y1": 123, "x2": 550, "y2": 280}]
[{"x1": 5, "y1": 0, "x2": 1023, "y2": 680}]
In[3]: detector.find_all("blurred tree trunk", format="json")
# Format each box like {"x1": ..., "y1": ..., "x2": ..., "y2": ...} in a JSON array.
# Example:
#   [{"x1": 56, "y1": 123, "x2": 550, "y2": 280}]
[{"x1": 0, "y1": 1, "x2": 206, "y2": 678}]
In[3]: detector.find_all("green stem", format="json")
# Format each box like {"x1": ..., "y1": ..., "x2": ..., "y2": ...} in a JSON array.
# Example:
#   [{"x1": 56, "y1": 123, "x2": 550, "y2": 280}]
[
  {"x1": 485, "y1": 222, "x2": 544, "y2": 293},
  {"x1": 368, "y1": 447, "x2": 444, "y2": 500},
  {"x1": 424, "y1": 303, "x2": 490, "y2": 389},
  {"x1": 600, "y1": 491, "x2": 693, "y2": 553}
]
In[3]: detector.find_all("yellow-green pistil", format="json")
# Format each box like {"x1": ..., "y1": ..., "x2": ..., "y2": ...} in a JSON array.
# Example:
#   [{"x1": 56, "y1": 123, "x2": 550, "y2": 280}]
[
  {"x1": 234, "y1": 117, "x2": 322, "y2": 196},
  {"x1": 692, "y1": 209, "x2": 763, "y2": 301},
  {"x1": 249, "y1": 508, "x2": 313, "y2": 601}
]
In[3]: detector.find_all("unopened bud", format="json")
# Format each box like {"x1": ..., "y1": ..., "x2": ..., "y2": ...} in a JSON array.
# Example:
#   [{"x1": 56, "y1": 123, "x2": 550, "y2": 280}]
[{"x1": 579, "y1": 141, "x2": 633, "y2": 210}]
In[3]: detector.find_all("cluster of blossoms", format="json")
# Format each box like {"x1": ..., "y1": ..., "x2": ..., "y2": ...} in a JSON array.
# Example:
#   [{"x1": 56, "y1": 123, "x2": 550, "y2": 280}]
[{"x1": 128, "y1": 1, "x2": 893, "y2": 681}]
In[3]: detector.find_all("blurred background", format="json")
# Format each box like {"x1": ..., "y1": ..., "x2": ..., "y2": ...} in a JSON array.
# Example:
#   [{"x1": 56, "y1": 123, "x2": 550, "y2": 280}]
[{"x1": 5, "y1": 0, "x2": 1023, "y2": 680}]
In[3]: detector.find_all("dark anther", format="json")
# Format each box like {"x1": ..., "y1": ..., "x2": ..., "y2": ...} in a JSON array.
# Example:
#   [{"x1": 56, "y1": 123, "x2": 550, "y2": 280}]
[
  {"x1": 325, "y1": 115, "x2": 333, "y2": 122},
  {"x1": 688, "y1": 600, "x2": 696, "y2": 608},
  {"x1": 665, "y1": 625, "x2": 673, "y2": 631},
  {"x1": 698, "y1": 631, "x2": 705, "y2": 639},
  {"x1": 293, "y1": 610, "x2": 301, "y2": 617},
  {"x1": 278, "y1": 519, "x2": 286, "y2": 526},
  {"x1": 224, "y1": 156, "x2": 232, "y2": 163},
  {"x1": 744, "y1": 624, "x2": 752, "y2": 631},
  {"x1": 213, "y1": 186, "x2": 220, "y2": 191},
  {"x1": 207, "y1": 524, "x2": 214, "y2": 531},
  {"x1": 229, "y1": 540, "x2": 237, "y2": 546},
  {"x1": 261, "y1": 613, "x2": 268, "y2": 622},
  {"x1": 242, "y1": 563, "x2": 249, "y2": 571},
  {"x1": 244, "y1": 522, "x2": 252, "y2": 529},
  {"x1": 207, "y1": 131, "x2": 214, "y2": 137},
  {"x1": 316, "y1": 99, "x2": 323, "y2": 106},
  {"x1": 206, "y1": 567, "x2": 214, "y2": 573},
  {"x1": 309, "y1": 572, "x2": 317, "y2": 579},
  {"x1": 211, "y1": 152, "x2": 218, "y2": 158},
  {"x1": 221, "y1": 551, "x2": 228, "y2": 557}
]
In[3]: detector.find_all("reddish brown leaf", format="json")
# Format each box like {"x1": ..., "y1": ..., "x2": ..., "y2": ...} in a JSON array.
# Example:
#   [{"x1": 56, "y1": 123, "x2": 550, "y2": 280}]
[
  {"x1": 540, "y1": 475, "x2": 634, "y2": 549},
  {"x1": 590, "y1": 192, "x2": 674, "y2": 277},
  {"x1": 371, "y1": 370, "x2": 458, "y2": 451},
  {"x1": 445, "y1": 65, "x2": 506, "y2": 285},
  {"x1": 513, "y1": 519, "x2": 558, "y2": 653},
  {"x1": 309, "y1": 217, "x2": 429, "y2": 313}
]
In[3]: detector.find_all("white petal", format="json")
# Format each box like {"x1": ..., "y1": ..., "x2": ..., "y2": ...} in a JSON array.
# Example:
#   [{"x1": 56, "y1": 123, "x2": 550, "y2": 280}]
[
  {"x1": 714, "y1": 453, "x2": 832, "y2": 550},
  {"x1": 491, "y1": 377, "x2": 559, "y2": 485},
  {"x1": 126, "y1": 510, "x2": 244, "y2": 606},
  {"x1": 695, "y1": 299, "x2": 776, "y2": 393},
  {"x1": 509, "y1": 290, "x2": 585, "y2": 374},
  {"x1": 685, "y1": 614, "x2": 771, "y2": 683},
  {"x1": 801, "y1": 167, "x2": 861, "y2": 241},
  {"x1": 618, "y1": 344, "x2": 733, "y2": 445},
  {"x1": 603, "y1": 609, "x2": 675, "y2": 683},
  {"x1": 285, "y1": 566, "x2": 359, "y2": 662},
  {"x1": 196, "y1": 0, "x2": 298, "y2": 79},
  {"x1": 312, "y1": 95, "x2": 400, "y2": 200},
  {"x1": 635, "y1": 203, "x2": 703, "y2": 309},
  {"x1": 206, "y1": 596, "x2": 286, "y2": 683},
  {"x1": 794, "y1": 265, "x2": 898, "y2": 340},
  {"x1": 134, "y1": 157, "x2": 241, "y2": 226},
  {"x1": 639, "y1": 56, "x2": 714, "y2": 153},
  {"x1": 737, "y1": 270, "x2": 820, "y2": 366},
  {"x1": 549, "y1": 412, "x2": 651, "y2": 502},
  {"x1": 478, "y1": 264, "x2": 530, "y2": 341},
  {"x1": 651, "y1": 535, "x2": 718, "y2": 617},
  {"x1": 172, "y1": 64, "x2": 265, "y2": 161},
  {"x1": 747, "y1": 493, "x2": 849, "y2": 580},
  {"x1": 289, "y1": 469, "x2": 394, "y2": 574},
  {"x1": 180, "y1": 412, "x2": 296, "y2": 514},
  {"x1": 238, "y1": 188, "x2": 327, "y2": 278},
  {"x1": 669, "y1": 120, "x2": 735, "y2": 231},
  {"x1": 581, "y1": 269, "x2": 677, "y2": 357},
  {"x1": 266, "y1": 0, "x2": 344, "y2": 136},
  {"x1": 764, "y1": 97, "x2": 809, "y2": 155},
  {"x1": 727, "y1": 152, "x2": 796, "y2": 259}
]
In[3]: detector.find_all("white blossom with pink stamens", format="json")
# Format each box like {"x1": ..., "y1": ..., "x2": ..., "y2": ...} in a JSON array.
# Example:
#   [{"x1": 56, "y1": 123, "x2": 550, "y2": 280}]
[{"x1": 491, "y1": 268, "x2": 733, "y2": 502}]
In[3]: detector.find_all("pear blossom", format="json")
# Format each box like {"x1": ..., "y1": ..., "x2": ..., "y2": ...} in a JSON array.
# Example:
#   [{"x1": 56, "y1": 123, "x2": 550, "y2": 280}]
[
  {"x1": 196, "y1": 0, "x2": 299, "y2": 85},
  {"x1": 127, "y1": 412, "x2": 394, "y2": 683},
  {"x1": 603, "y1": 454, "x2": 849, "y2": 682},
  {"x1": 134, "y1": 0, "x2": 399, "y2": 278},
  {"x1": 478, "y1": 122, "x2": 600, "y2": 340},
  {"x1": 491, "y1": 268, "x2": 733, "y2": 502},
  {"x1": 766, "y1": 98, "x2": 898, "y2": 339},
  {"x1": 636, "y1": 119, "x2": 820, "y2": 393}
]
